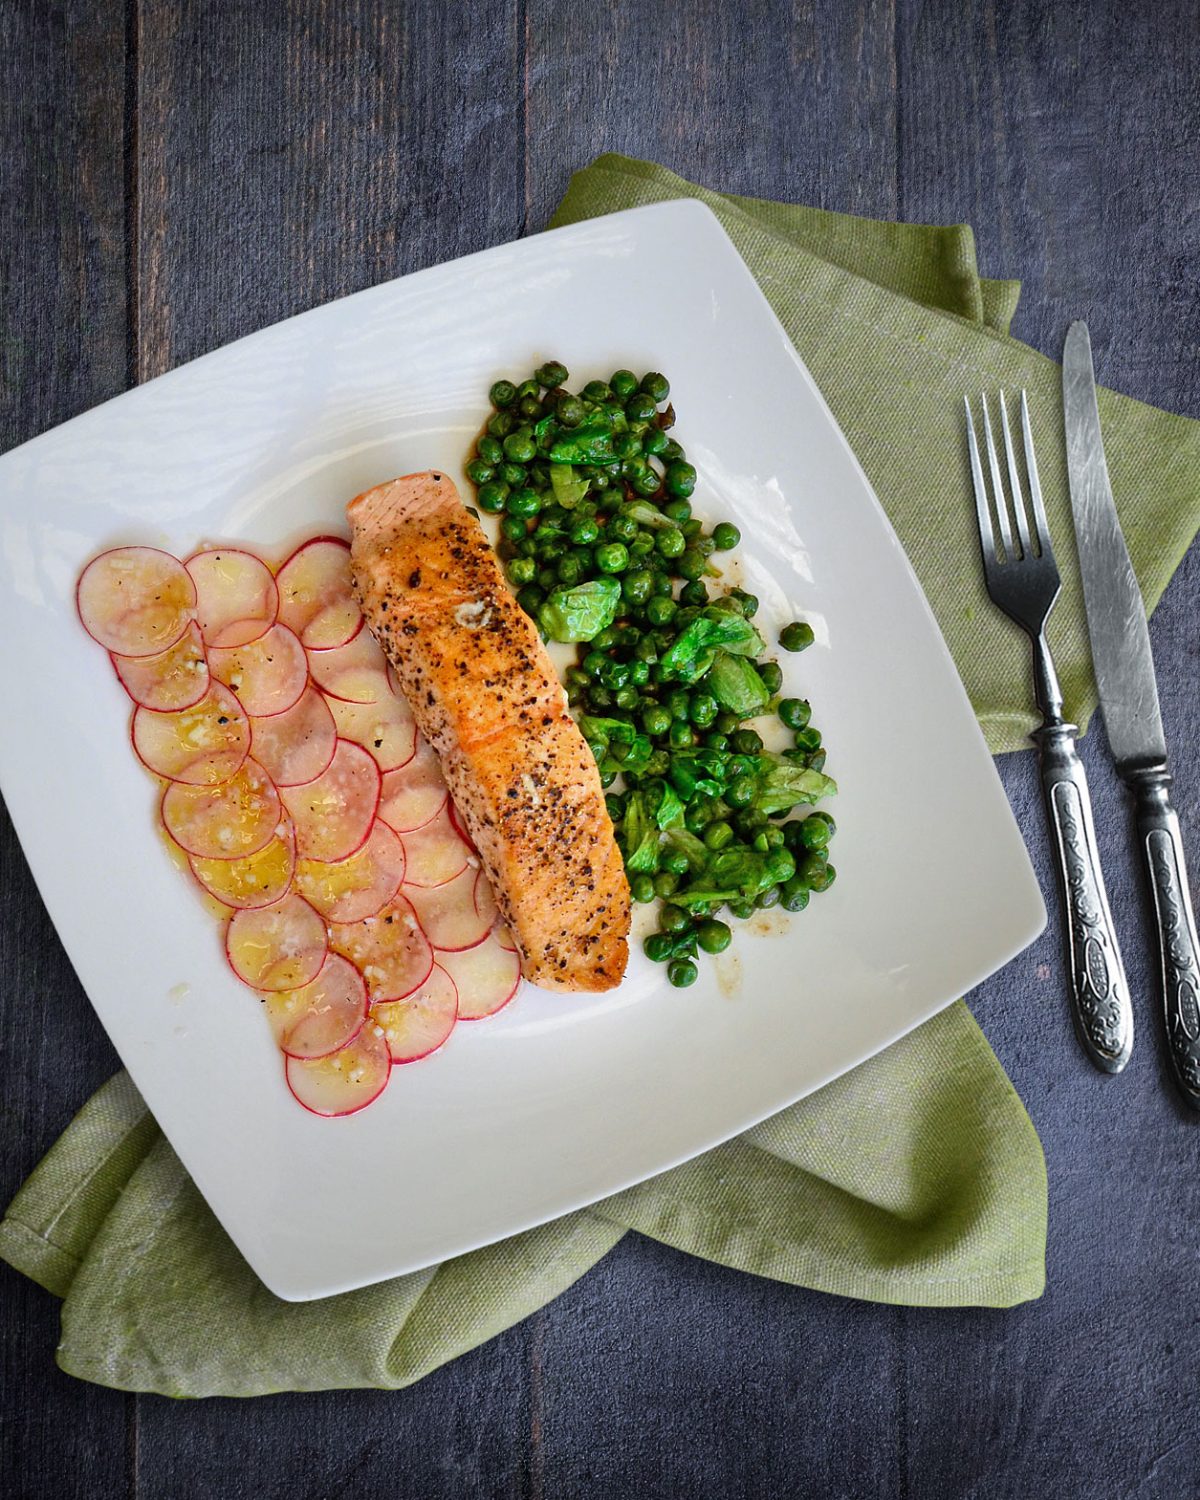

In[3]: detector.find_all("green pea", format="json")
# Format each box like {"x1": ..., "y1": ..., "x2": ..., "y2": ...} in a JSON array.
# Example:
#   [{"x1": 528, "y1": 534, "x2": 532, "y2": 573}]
[
  {"x1": 637, "y1": 372, "x2": 668, "y2": 402},
  {"x1": 496, "y1": 517, "x2": 523, "y2": 546},
  {"x1": 703, "y1": 820, "x2": 733, "y2": 852},
  {"x1": 663, "y1": 497, "x2": 692, "y2": 523},
  {"x1": 677, "y1": 548, "x2": 706, "y2": 581},
  {"x1": 594, "y1": 542, "x2": 628, "y2": 574},
  {"x1": 758, "y1": 662, "x2": 783, "y2": 696},
  {"x1": 612, "y1": 685, "x2": 638, "y2": 712},
  {"x1": 634, "y1": 635, "x2": 659, "y2": 663},
  {"x1": 489, "y1": 379, "x2": 518, "y2": 408},
  {"x1": 666, "y1": 689, "x2": 691, "y2": 721},
  {"x1": 628, "y1": 660, "x2": 650, "y2": 687},
  {"x1": 665, "y1": 461, "x2": 697, "y2": 498},
  {"x1": 798, "y1": 812, "x2": 836, "y2": 850},
  {"x1": 642, "y1": 426, "x2": 669, "y2": 456},
  {"x1": 610, "y1": 369, "x2": 638, "y2": 398},
  {"x1": 667, "y1": 958, "x2": 698, "y2": 988},
  {"x1": 507, "y1": 556, "x2": 537, "y2": 586},
  {"x1": 587, "y1": 686, "x2": 613, "y2": 710},
  {"x1": 660, "y1": 903, "x2": 691, "y2": 934},
  {"x1": 669, "y1": 720, "x2": 696, "y2": 750},
  {"x1": 625, "y1": 392, "x2": 657, "y2": 423},
  {"x1": 755, "y1": 885, "x2": 781, "y2": 910},
  {"x1": 477, "y1": 435, "x2": 504, "y2": 466},
  {"x1": 487, "y1": 411, "x2": 515, "y2": 439},
  {"x1": 629, "y1": 873, "x2": 656, "y2": 904},
  {"x1": 679, "y1": 580, "x2": 709, "y2": 606},
  {"x1": 781, "y1": 620, "x2": 815, "y2": 652},
  {"x1": 583, "y1": 380, "x2": 612, "y2": 403},
  {"x1": 710, "y1": 521, "x2": 741, "y2": 551},
  {"x1": 629, "y1": 533, "x2": 656, "y2": 562},
  {"x1": 656, "y1": 527, "x2": 686, "y2": 559},
  {"x1": 605, "y1": 512, "x2": 637, "y2": 543},
  {"x1": 723, "y1": 774, "x2": 754, "y2": 809},
  {"x1": 554, "y1": 554, "x2": 582, "y2": 587},
  {"x1": 643, "y1": 704, "x2": 672, "y2": 738},
  {"x1": 684, "y1": 697, "x2": 714, "y2": 732},
  {"x1": 778, "y1": 878, "x2": 809, "y2": 913},
  {"x1": 598, "y1": 659, "x2": 630, "y2": 690},
  {"x1": 728, "y1": 899, "x2": 755, "y2": 920},
  {"x1": 778, "y1": 697, "x2": 811, "y2": 731},
  {"x1": 704, "y1": 732, "x2": 729, "y2": 752},
  {"x1": 503, "y1": 431, "x2": 537, "y2": 464},
  {"x1": 506, "y1": 488, "x2": 541, "y2": 519},
  {"x1": 465, "y1": 459, "x2": 495, "y2": 486},
  {"x1": 662, "y1": 847, "x2": 690, "y2": 877},
  {"x1": 735, "y1": 807, "x2": 768, "y2": 836},
  {"x1": 536, "y1": 360, "x2": 568, "y2": 388},
  {"x1": 729, "y1": 729, "x2": 764, "y2": 755},
  {"x1": 476, "y1": 481, "x2": 509, "y2": 514},
  {"x1": 580, "y1": 651, "x2": 606, "y2": 679},
  {"x1": 517, "y1": 378, "x2": 540, "y2": 400},
  {"x1": 516, "y1": 584, "x2": 544, "y2": 614},
  {"x1": 712, "y1": 711, "x2": 739, "y2": 736},
  {"x1": 497, "y1": 462, "x2": 526, "y2": 489},
  {"x1": 793, "y1": 727, "x2": 822, "y2": 753},
  {"x1": 557, "y1": 394, "x2": 586, "y2": 428},
  {"x1": 696, "y1": 919, "x2": 732, "y2": 954},
  {"x1": 592, "y1": 627, "x2": 618, "y2": 651},
  {"x1": 518, "y1": 395, "x2": 542, "y2": 419},
  {"x1": 614, "y1": 432, "x2": 643, "y2": 461},
  {"x1": 617, "y1": 569, "x2": 650, "y2": 607},
  {"x1": 732, "y1": 589, "x2": 759, "y2": 618},
  {"x1": 809, "y1": 860, "x2": 836, "y2": 893},
  {"x1": 653, "y1": 870, "x2": 679, "y2": 899},
  {"x1": 536, "y1": 566, "x2": 557, "y2": 591}
]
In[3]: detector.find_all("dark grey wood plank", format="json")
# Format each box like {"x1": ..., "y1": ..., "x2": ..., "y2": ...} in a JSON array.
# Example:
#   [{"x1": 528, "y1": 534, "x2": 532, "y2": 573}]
[
  {"x1": 133, "y1": 1324, "x2": 532, "y2": 1500},
  {"x1": 0, "y1": 2, "x2": 136, "y2": 1495},
  {"x1": 523, "y1": 0, "x2": 900, "y2": 233},
  {"x1": 133, "y1": 0, "x2": 526, "y2": 376}
]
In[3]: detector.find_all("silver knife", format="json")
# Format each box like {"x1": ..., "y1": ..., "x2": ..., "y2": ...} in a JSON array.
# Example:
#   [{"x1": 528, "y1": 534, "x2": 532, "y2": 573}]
[{"x1": 1063, "y1": 320, "x2": 1200, "y2": 1109}]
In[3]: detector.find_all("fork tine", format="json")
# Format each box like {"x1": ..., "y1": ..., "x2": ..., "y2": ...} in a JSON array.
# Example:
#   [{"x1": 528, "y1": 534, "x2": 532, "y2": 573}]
[
  {"x1": 964, "y1": 397, "x2": 996, "y2": 564},
  {"x1": 1020, "y1": 390, "x2": 1053, "y2": 557},
  {"x1": 998, "y1": 391, "x2": 1033, "y2": 559},
  {"x1": 980, "y1": 394, "x2": 1016, "y2": 559}
]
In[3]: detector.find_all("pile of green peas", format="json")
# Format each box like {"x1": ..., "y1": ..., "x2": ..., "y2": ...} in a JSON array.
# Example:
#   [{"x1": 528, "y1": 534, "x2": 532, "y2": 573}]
[{"x1": 467, "y1": 362, "x2": 835, "y2": 988}]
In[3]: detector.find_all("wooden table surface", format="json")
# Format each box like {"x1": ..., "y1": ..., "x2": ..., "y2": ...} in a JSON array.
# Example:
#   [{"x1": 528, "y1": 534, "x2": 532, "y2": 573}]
[{"x1": 3, "y1": 4, "x2": 1198, "y2": 1496}]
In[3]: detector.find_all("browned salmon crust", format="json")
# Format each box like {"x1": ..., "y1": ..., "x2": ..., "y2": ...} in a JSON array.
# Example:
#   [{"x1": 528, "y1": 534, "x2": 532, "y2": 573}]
[{"x1": 346, "y1": 471, "x2": 630, "y2": 992}]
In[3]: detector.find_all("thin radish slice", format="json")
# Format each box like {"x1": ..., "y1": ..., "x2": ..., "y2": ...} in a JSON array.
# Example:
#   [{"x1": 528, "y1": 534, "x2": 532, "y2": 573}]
[
  {"x1": 280, "y1": 739, "x2": 380, "y2": 862},
  {"x1": 226, "y1": 894, "x2": 327, "y2": 991},
  {"x1": 132, "y1": 682, "x2": 250, "y2": 785},
  {"x1": 372, "y1": 963, "x2": 458, "y2": 1064},
  {"x1": 400, "y1": 805, "x2": 471, "y2": 888},
  {"x1": 306, "y1": 632, "x2": 389, "y2": 702},
  {"x1": 446, "y1": 798, "x2": 479, "y2": 852},
  {"x1": 78, "y1": 546, "x2": 196, "y2": 657},
  {"x1": 438, "y1": 932, "x2": 522, "y2": 1020},
  {"x1": 189, "y1": 824, "x2": 295, "y2": 910},
  {"x1": 265, "y1": 954, "x2": 368, "y2": 1059},
  {"x1": 249, "y1": 686, "x2": 337, "y2": 787},
  {"x1": 285, "y1": 1023, "x2": 390, "y2": 1116},
  {"x1": 377, "y1": 737, "x2": 448, "y2": 834},
  {"x1": 294, "y1": 819, "x2": 407, "y2": 923},
  {"x1": 329, "y1": 895, "x2": 434, "y2": 1003},
  {"x1": 494, "y1": 922, "x2": 517, "y2": 954},
  {"x1": 161, "y1": 757, "x2": 281, "y2": 859},
  {"x1": 473, "y1": 868, "x2": 500, "y2": 928},
  {"x1": 209, "y1": 623, "x2": 307, "y2": 718},
  {"x1": 405, "y1": 866, "x2": 489, "y2": 951},
  {"x1": 185, "y1": 549, "x2": 278, "y2": 647},
  {"x1": 326, "y1": 693, "x2": 417, "y2": 773},
  {"x1": 112, "y1": 621, "x2": 210, "y2": 711},
  {"x1": 276, "y1": 537, "x2": 360, "y2": 650}
]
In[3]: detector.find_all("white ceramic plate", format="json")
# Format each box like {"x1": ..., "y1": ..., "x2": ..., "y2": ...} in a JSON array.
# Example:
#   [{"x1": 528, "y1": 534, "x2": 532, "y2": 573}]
[{"x1": 0, "y1": 201, "x2": 1044, "y2": 1300}]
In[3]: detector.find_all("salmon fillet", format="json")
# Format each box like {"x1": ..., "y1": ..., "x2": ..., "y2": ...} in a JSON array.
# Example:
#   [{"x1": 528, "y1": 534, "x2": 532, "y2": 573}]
[{"x1": 346, "y1": 471, "x2": 630, "y2": 992}]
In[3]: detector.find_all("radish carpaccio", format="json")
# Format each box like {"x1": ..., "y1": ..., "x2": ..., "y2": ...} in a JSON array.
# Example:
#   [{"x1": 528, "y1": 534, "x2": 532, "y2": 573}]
[{"x1": 78, "y1": 537, "x2": 521, "y2": 1117}]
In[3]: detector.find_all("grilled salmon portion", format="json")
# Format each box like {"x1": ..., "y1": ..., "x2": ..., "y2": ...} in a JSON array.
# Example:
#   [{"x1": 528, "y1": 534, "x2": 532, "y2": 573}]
[{"x1": 346, "y1": 471, "x2": 630, "y2": 992}]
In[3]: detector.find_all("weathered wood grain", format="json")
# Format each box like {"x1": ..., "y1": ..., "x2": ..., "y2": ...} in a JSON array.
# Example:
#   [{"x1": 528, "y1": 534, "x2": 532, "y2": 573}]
[{"x1": 0, "y1": 3, "x2": 136, "y2": 1495}]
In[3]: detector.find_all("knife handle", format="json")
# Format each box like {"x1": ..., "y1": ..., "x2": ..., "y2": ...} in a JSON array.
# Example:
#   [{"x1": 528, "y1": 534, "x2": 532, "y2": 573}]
[
  {"x1": 1034, "y1": 719, "x2": 1134, "y2": 1072},
  {"x1": 1129, "y1": 768, "x2": 1200, "y2": 1109}
]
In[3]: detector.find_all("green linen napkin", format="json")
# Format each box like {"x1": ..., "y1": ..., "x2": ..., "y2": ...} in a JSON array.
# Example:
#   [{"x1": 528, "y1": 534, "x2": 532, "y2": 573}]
[{"x1": 4, "y1": 156, "x2": 1199, "y2": 1398}]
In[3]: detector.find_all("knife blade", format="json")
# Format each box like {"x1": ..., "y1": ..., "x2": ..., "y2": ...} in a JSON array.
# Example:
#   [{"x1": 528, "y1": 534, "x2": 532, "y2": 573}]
[{"x1": 1063, "y1": 320, "x2": 1200, "y2": 1109}]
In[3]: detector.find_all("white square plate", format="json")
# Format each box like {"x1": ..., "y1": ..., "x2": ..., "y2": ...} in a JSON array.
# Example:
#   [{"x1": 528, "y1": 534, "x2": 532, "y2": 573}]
[{"x1": 0, "y1": 201, "x2": 1044, "y2": 1300}]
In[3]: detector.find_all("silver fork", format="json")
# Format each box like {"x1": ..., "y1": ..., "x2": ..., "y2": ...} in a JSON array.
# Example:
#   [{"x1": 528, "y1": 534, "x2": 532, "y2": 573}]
[{"x1": 965, "y1": 390, "x2": 1133, "y2": 1073}]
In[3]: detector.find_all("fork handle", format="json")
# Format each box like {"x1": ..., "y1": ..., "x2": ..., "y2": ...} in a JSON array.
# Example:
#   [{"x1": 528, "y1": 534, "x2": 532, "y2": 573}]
[
  {"x1": 1128, "y1": 768, "x2": 1200, "y2": 1109},
  {"x1": 1034, "y1": 719, "x2": 1134, "y2": 1073}
]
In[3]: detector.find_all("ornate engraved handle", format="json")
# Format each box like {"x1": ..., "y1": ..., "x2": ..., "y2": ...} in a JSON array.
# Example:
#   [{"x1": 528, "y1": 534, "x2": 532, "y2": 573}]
[
  {"x1": 1130, "y1": 770, "x2": 1200, "y2": 1109},
  {"x1": 1035, "y1": 720, "x2": 1134, "y2": 1072}
]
